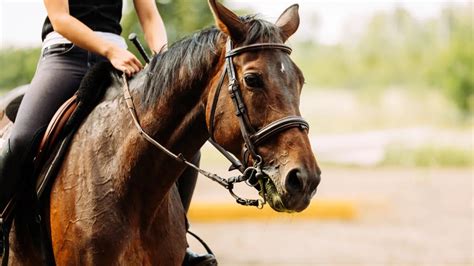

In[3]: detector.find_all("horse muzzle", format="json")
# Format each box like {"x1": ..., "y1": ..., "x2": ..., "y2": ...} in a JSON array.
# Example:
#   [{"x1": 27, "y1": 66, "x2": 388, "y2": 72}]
[{"x1": 262, "y1": 164, "x2": 321, "y2": 213}]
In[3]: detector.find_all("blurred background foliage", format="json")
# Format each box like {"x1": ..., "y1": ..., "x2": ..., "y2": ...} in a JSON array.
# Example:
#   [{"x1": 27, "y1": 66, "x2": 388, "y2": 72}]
[
  {"x1": 292, "y1": 4, "x2": 473, "y2": 115},
  {"x1": 0, "y1": 2, "x2": 471, "y2": 117},
  {"x1": 0, "y1": 47, "x2": 40, "y2": 92}
]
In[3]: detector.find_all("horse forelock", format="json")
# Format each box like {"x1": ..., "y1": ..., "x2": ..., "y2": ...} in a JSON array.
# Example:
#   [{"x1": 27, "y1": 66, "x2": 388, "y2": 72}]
[
  {"x1": 241, "y1": 15, "x2": 284, "y2": 44},
  {"x1": 141, "y1": 15, "x2": 285, "y2": 108},
  {"x1": 242, "y1": 15, "x2": 305, "y2": 84}
]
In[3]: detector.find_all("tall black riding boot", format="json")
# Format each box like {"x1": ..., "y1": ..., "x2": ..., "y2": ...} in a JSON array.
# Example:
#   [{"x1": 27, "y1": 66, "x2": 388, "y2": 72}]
[
  {"x1": 0, "y1": 139, "x2": 22, "y2": 213},
  {"x1": 0, "y1": 139, "x2": 23, "y2": 257},
  {"x1": 178, "y1": 152, "x2": 217, "y2": 266},
  {"x1": 177, "y1": 152, "x2": 200, "y2": 213}
]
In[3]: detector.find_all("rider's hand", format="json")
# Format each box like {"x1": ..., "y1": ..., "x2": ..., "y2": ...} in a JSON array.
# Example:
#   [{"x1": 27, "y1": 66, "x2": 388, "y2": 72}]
[{"x1": 105, "y1": 45, "x2": 143, "y2": 77}]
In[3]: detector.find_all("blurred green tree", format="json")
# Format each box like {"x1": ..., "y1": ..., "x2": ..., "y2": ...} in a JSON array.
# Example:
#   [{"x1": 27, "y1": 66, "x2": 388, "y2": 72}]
[
  {"x1": 293, "y1": 3, "x2": 472, "y2": 115},
  {"x1": 431, "y1": 6, "x2": 473, "y2": 114},
  {"x1": 0, "y1": 48, "x2": 40, "y2": 92}
]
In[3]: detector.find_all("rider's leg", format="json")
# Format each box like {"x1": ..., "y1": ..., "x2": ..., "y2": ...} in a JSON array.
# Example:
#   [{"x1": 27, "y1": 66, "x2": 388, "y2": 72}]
[
  {"x1": 0, "y1": 45, "x2": 99, "y2": 212},
  {"x1": 177, "y1": 151, "x2": 200, "y2": 213},
  {"x1": 176, "y1": 152, "x2": 217, "y2": 266},
  {"x1": 0, "y1": 139, "x2": 21, "y2": 213}
]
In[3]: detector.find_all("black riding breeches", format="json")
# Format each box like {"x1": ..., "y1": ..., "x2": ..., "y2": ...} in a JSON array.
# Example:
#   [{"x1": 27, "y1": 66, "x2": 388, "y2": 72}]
[{"x1": 9, "y1": 44, "x2": 107, "y2": 164}]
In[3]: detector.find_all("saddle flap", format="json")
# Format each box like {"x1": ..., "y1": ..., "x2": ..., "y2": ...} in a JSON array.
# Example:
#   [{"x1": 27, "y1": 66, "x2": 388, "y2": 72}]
[{"x1": 36, "y1": 95, "x2": 77, "y2": 166}]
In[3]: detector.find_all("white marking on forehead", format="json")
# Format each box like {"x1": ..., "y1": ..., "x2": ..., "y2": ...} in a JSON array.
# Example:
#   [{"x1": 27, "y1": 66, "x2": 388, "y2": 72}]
[{"x1": 280, "y1": 62, "x2": 286, "y2": 73}]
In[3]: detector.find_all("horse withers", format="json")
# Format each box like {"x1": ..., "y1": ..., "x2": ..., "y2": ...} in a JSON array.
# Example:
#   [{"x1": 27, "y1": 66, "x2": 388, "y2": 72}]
[{"x1": 4, "y1": 0, "x2": 321, "y2": 264}]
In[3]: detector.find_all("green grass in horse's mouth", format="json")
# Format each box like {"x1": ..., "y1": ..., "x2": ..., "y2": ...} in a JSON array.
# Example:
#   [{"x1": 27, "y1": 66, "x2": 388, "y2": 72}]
[{"x1": 260, "y1": 177, "x2": 294, "y2": 213}]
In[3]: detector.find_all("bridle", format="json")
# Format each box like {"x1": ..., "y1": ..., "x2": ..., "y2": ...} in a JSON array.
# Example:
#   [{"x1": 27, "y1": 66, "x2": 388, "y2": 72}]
[
  {"x1": 208, "y1": 39, "x2": 309, "y2": 184},
  {"x1": 121, "y1": 38, "x2": 309, "y2": 208}
]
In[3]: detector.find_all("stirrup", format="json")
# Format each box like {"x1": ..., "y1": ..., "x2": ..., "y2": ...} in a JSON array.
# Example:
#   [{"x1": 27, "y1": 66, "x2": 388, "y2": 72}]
[
  {"x1": 187, "y1": 230, "x2": 214, "y2": 256},
  {"x1": 183, "y1": 248, "x2": 217, "y2": 266},
  {"x1": 185, "y1": 230, "x2": 217, "y2": 265}
]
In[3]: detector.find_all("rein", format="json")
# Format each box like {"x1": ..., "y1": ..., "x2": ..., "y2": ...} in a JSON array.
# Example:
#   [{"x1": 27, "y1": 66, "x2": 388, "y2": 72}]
[
  {"x1": 121, "y1": 74, "x2": 263, "y2": 208},
  {"x1": 121, "y1": 38, "x2": 309, "y2": 208}
]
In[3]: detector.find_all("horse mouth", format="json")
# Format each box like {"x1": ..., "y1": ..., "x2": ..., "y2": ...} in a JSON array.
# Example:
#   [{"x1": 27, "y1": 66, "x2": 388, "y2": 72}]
[{"x1": 259, "y1": 176, "x2": 295, "y2": 213}]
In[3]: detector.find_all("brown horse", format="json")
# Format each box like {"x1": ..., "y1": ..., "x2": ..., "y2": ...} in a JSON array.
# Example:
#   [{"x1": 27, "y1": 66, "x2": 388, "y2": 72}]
[{"x1": 6, "y1": 0, "x2": 321, "y2": 264}]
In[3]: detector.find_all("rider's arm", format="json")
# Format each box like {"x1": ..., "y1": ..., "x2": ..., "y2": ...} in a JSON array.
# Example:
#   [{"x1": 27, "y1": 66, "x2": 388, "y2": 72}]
[
  {"x1": 133, "y1": 0, "x2": 168, "y2": 53},
  {"x1": 43, "y1": 0, "x2": 143, "y2": 75}
]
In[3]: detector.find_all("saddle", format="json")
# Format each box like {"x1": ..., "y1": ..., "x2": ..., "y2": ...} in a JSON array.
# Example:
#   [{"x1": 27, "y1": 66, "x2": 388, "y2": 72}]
[
  {"x1": 4, "y1": 93, "x2": 78, "y2": 169},
  {"x1": 34, "y1": 95, "x2": 78, "y2": 196},
  {"x1": 5, "y1": 62, "x2": 115, "y2": 200}
]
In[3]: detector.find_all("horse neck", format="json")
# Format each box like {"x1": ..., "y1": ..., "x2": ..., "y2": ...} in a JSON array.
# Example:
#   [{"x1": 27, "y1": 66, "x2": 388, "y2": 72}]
[
  {"x1": 135, "y1": 66, "x2": 219, "y2": 162},
  {"x1": 122, "y1": 50, "x2": 224, "y2": 221}
]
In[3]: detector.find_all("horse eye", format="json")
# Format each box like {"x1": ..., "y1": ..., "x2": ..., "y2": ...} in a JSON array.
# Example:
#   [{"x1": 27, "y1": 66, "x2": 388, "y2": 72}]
[{"x1": 244, "y1": 74, "x2": 263, "y2": 88}]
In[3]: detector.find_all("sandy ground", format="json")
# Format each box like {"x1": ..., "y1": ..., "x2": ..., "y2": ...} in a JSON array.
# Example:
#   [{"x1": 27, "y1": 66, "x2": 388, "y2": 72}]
[{"x1": 188, "y1": 164, "x2": 473, "y2": 266}]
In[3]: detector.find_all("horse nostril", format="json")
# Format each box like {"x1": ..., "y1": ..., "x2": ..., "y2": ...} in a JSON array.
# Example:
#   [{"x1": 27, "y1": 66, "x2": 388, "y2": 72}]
[{"x1": 285, "y1": 168, "x2": 304, "y2": 193}]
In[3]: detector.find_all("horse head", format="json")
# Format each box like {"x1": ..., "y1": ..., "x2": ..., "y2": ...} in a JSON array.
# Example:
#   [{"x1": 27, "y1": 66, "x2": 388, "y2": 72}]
[{"x1": 206, "y1": 0, "x2": 321, "y2": 213}]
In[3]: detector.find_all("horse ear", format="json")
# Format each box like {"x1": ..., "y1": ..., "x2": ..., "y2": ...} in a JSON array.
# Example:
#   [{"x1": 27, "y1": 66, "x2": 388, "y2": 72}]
[
  {"x1": 275, "y1": 4, "x2": 300, "y2": 42},
  {"x1": 208, "y1": 0, "x2": 246, "y2": 42}
]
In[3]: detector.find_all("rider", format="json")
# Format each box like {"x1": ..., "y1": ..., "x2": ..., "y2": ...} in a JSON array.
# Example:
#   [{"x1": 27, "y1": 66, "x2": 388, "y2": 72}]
[{"x1": 0, "y1": 0, "x2": 215, "y2": 264}]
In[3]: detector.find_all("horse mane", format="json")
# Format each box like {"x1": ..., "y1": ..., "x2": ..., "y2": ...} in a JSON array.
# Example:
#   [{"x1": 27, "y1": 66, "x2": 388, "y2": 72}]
[{"x1": 141, "y1": 15, "x2": 285, "y2": 107}]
